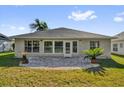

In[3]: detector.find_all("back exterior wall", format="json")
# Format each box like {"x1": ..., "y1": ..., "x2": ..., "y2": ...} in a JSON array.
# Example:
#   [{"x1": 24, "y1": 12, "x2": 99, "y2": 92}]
[{"x1": 15, "y1": 38, "x2": 111, "y2": 58}]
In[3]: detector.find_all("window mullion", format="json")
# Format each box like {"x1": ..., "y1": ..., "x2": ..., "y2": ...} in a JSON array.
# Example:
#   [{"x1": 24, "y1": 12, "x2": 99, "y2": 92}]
[
  {"x1": 53, "y1": 41, "x2": 55, "y2": 54},
  {"x1": 32, "y1": 41, "x2": 33, "y2": 53}
]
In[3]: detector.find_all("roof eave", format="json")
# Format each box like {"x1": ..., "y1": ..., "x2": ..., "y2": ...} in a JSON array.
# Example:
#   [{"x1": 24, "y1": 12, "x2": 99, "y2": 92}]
[{"x1": 15, "y1": 37, "x2": 112, "y2": 40}]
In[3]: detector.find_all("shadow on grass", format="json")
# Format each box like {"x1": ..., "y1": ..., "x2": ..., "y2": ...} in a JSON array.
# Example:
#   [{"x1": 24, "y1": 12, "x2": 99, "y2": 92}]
[
  {"x1": 97, "y1": 59, "x2": 124, "y2": 69},
  {"x1": 0, "y1": 53, "x2": 21, "y2": 67},
  {"x1": 85, "y1": 66, "x2": 106, "y2": 76},
  {"x1": 84, "y1": 57, "x2": 124, "y2": 76}
]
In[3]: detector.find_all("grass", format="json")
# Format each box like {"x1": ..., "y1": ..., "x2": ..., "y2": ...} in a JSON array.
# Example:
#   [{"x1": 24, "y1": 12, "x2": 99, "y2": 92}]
[
  {"x1": 0, "y1": 52, "x2": 124, "y2": 87},
  {"x1": 97, "y1": 55, "x2": 124, "y2": 69},
  {"x1": 0, "y1": 52, "x2": 20, "y2": 67}
]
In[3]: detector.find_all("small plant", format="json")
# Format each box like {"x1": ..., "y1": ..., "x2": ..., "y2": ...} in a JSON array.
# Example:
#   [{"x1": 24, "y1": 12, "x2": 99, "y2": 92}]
[
  {"x1": 20, "y1": 52, "x2": 29, "y2": 64},
  {"x1": 82, "y1": 48, "x2": 104, "y2": 64}
]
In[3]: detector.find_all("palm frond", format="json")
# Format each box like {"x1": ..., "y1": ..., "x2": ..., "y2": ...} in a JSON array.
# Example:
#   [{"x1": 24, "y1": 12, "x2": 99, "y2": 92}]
[
  {"x1": 29, "y1": 19, "x2": 48, "y2": 32},
  {"x1": 82, "y1": 48, "x2": 104, "y2": 59},
  {"x1": 29, "y1": 23, "x2": 37, "y2": 29}
]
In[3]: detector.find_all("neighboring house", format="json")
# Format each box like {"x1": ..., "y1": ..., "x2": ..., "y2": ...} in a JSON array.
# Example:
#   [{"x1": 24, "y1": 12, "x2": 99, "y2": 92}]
[
  {"x1": 0, "y1": 33, "x2": 9, "y2": 40},
  {"x1": 9, "y1": 36, "x2": 16, "y2": 51},
  {"x1": 111, "y1": 31, "x2": 124, "y2": 55},
  {"x1": 14, "y1": 27, "x2": 112, "y2": 58},
  {"x1": 0, "y1": 33, "x2": 11, "y2": 52}
]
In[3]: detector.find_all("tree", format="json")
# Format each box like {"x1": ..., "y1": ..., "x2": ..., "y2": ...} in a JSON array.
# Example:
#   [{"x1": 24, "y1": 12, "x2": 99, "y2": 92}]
[
  {"x1": 30, "y1": 19, "x2": 48, "y2": 32},
  {"x1": 82, "y1": 48, "x2": 104, "y2": 64}
]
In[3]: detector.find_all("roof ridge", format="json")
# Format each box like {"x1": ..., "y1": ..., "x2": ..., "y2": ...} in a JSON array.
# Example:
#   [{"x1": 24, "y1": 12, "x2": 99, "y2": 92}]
[
  {"x1": 49, "y1": 27, "x2": 111, "y2": 37},
  {"x1": 12, "y1": 27, "x2": 113, "y2": 39}
]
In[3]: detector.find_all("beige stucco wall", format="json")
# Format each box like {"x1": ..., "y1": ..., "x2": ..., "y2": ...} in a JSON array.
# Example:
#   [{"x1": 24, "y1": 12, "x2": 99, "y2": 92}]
[
  {"x1": 111, "y1": 40, "x2": 124, "y2": 55},
  {"x1": 15, "y1": 38, "x2": 24, "y2": 57},
  {"x1": 79, "y1": 39, "x2": 111, "y2": 58},
  {"x1": 15, "y1": 38, "x2": 111, "y2": 58}
]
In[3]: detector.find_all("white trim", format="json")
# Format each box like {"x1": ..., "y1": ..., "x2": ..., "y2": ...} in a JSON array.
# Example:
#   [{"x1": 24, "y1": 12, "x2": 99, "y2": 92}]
[
  {"x1": 77, "y1": 40, "x2": 79, "y2": 54},
  {"x1": 54, "y1": 40, "x2": 64, "y2": 54},
  {"x1": 72, "y1": 40, "x2": 79, "y2": 54},
  {"x1": 43, "y1": 40, "x2": 53, "y2": 54},
  {"x1": 40, "y1": 40, "x2": 42, "y2": 53},
  {"x1": 53, "y1": 41, "x2": 55, "y2": 54},
  {"x1": 64, "y1": 40, "x2": 72, "y2": 57},
  {"x1": 24, "y1": 39, "x2": 40, "y2": 53},
  {"x1": 32, "y1": 40, "x2": 40, "y2": 53},
  {"x1": 39, "y1": 40, "x2": 79, "y2": 56}
]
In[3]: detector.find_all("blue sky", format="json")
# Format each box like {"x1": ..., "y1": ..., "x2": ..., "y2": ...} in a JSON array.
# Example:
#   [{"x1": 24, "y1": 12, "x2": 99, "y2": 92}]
[{"x1": 0, "y1": 5, "x2": 124, "y2": 36}]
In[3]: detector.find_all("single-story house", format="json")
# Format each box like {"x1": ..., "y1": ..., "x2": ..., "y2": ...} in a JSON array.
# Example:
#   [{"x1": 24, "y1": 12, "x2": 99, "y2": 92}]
[
  {"x1": 0, "y1": 33, "x2": 12, "y2": 52},
  {"x1": 111, "y1": 31, "x2": 124, "y2": 55},
  {"x1": 14, "y1": 27, "x2": 112, "y2": 58}
]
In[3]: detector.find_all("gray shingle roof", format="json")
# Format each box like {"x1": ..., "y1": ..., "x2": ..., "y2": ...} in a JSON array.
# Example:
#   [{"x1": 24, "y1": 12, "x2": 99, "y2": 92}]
[
  {"x1": 116, "y1": 31, "x2": 124, "y2": 38},
  {"x1": 13, "y1": 27, "x2": 112, "y2": 39},
  {"x1": 0, "y1": 33, "x2": 10, "y2": 40},
  {"x1": 112, "y1": 31, "x2": 124, "y2": 41}
]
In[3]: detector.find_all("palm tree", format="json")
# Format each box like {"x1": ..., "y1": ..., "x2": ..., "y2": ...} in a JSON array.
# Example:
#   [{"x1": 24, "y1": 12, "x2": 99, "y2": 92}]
[
  {"x1": 30, "y1": 19, "x2": 48, "y2": 32},
  {"x1": 82, "y1": 48, "x2": 104, "y2": 64}
]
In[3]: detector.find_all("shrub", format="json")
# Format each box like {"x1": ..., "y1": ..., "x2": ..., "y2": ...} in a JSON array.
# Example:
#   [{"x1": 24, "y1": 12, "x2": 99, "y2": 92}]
[{"x1": 82, "y1": 48, "x2": 104, "y2": 63}]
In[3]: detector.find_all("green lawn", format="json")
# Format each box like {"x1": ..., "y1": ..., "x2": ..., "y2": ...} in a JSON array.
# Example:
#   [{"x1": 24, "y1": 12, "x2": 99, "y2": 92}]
[
  {"x1": 0, "y1": 52, "x2": 124, "y2": 87},
  {"x1": 0, "y1": 52, "x2": 20, "y2": 67}
]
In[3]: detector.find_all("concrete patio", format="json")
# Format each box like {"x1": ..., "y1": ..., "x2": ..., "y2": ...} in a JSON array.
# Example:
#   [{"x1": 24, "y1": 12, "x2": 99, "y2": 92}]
[{"x1": 19, "y1": 56, "x2": 100, "y2": 69}]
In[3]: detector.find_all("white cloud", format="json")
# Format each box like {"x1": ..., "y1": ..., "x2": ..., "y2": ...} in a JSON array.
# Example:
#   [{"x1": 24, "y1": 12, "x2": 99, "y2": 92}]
[
  {"x1": 89, "y1": 15, "x2": 97, "y2": 20},
  {"x1": 68, "y1": 10, "x2": 97, "y2": 21},
  {"x1": 18, "y1": 27, "x2": 25, "y2": 30},
  {"x1": 113, "y1": 17, "x2": 124, "y2": 22},
  {"x1": 113, "y1": 12, "x2": 124, "y2": 23}
]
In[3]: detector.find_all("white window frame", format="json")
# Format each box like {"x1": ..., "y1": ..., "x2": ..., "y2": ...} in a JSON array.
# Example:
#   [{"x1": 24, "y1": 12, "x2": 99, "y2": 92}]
[
  {"x1": 54, "y1": 40, "x2": 64, "y2": 54},
  {"x1": 33, "y1": 40, "x2": 40, "y2": 53},
  {"x1": 72, "y1": 41, "x2": 78, "y2": 54},
  {"x1": 43, "y1": 40, "x2": 64, "y2": 54},
  {"x1": 90, "y1": 41, "x2": 100, "y2": 49},
  {"x1": 64, "y1": 40, "x2": 72, "y2": 57},
  {"x1": 120, "y1": 43, "x2": 123, "y2": 48},
  {"x1": 43, "y1": 40, "x2": 79, "y2": 54},
  {"x1": 113, "y1": 44, "x2": 118, "y2": 52},
  {"x1": 24, "y1": 40, "x2": 40, "y2": 53},
  {"x1": 43, "y1": 40, "x2": 53, "y2": 54},
  {"x1": 24, "y1": 40, "x2": 33, "y2": 52}
]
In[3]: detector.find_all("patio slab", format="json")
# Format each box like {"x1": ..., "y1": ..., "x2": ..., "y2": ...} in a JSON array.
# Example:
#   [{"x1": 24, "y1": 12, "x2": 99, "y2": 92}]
[{"x1": 19, "y1": 56, "x2": 98, "y2": 69}]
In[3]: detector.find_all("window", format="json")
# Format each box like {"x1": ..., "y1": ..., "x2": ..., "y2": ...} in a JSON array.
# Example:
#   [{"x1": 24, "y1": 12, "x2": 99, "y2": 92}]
[
  {"x1": 55, "y1": 41, "x2": 63, "y2": 53},
  {"x1": 73, "y1": 41, "x2": 77, "y2": 53},
  {"x1": 44, "y1": 41, "x2": 53, "y2": 53},
  {"x1": 25, "y1": 40, "x2": 32, "y2": 52},
  {"x1": 90, "y1": 41, "x2": 99, "y2": 49},
  {"x1": 113, "y1": 44, "x2": 118, "y2": 51},
  {"x1": 120, "y1": 43, "x2": 123, "y2": 48},
  {"x1": 33, "y1": 41, "x2": 39, "y2": 52},
  {"x1": 65, "y1": 42, "x2": 70, "y2": 54}
]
